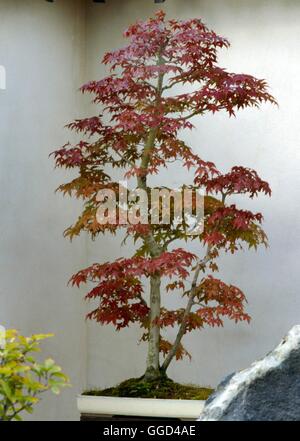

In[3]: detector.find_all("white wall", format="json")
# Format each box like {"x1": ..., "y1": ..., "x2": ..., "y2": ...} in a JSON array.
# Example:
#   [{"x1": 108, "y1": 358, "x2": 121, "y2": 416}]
[
  {"x1": 85, "y1": 0, "x2": 300, "y2": 390},
  {"x1": 0, "y1": 0, "x2": 88, "y2": 420},
  {"x1": 1, "y1": 0, "x2": 300, "y2": 421}
]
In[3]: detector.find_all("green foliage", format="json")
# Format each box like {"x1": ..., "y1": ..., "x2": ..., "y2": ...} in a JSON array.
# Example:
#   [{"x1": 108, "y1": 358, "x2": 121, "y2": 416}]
[
  {"x1": 84, "y1": 376, "x2": 213, "y2": 401},
  {"x1": 0, "y1": 329, "x2": 70, "y2": 421}
]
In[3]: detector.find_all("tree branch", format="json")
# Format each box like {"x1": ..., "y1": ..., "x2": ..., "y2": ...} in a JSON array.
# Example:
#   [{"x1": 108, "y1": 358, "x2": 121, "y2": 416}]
[
  {"x1": 113, "y1": 147, "x2": 136, "y2": 168},
  {"x1": 161, "y1": 244, "x2": 212, "y2": 372}
]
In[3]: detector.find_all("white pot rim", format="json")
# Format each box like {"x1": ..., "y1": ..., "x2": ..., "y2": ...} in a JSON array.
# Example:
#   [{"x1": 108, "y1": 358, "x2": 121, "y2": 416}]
[{"x1": 77, "y1": 394, "x2": 205, "y2": 419}]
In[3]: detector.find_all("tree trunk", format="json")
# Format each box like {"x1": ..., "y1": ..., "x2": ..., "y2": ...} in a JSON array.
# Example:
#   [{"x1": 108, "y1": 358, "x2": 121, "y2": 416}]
[
  {"x1": 144, "y1": 274, "x2": 161, "y2": 380},
  {"x1": 138, "y1": 49, "x2": 165, "y2": 381}
]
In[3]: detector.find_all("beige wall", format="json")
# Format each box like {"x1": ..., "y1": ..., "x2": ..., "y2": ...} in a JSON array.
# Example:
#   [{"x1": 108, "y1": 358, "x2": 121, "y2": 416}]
[
  {"x1": 1, "y1": 0, "x2": 300, "y2": 420},
  {"x1": 0, "y1": 0, "x2": 88, "y2": 420}
]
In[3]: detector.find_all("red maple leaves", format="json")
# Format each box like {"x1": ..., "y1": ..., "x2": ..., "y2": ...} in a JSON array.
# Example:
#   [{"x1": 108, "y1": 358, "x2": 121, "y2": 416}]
[
  {"x1": 70, "y1": 249, "x2": 195, "y2": 331},
  {"x1": 70, "y1": 248, "x2": 196, "y2": 287},
  {"x1": 195, "y1": 166, "x2": 271, "y2": 198}
]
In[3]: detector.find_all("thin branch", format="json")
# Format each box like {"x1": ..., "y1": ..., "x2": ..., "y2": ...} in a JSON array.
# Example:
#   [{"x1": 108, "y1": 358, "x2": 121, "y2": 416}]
[
  {"x1": 161, "y1": 245, "x2": 212, "y2": 372},
  {"x1": 112, "y1": 148, "x2": 136, "y2": 168},
  {"x1": 139, "y1": 80, "x2": 157, "y2": 91},
  {"x1": 137, "y1": 293, "x2": 149, "y2": 309},
  {"x1": 162, "y1": 79, "x2": 184, "y2": 92}
]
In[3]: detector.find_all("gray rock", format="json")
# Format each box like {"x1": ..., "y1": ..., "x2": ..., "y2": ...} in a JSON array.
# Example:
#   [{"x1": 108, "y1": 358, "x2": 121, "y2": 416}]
[{"x1": 198, "y1": 325, "x2": 300, "y2": 421}]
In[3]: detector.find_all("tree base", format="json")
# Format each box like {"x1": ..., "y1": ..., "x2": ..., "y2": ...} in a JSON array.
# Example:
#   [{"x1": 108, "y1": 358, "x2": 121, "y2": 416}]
[
  {"x1": 142, "y1": 367, "x2": 168, "y2": 382},
  {"x1": 83, "y1": 376, "x2": 213, "y2": 400}
]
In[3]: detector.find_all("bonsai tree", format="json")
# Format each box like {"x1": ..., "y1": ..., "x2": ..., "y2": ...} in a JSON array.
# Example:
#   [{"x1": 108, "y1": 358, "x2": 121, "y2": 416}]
[
  {"x1": 0, "y1": 330, "x2": 69, "y2": 421},
  {"x1": 53, "y1": 11, "x2": 276, "y2": 382}
]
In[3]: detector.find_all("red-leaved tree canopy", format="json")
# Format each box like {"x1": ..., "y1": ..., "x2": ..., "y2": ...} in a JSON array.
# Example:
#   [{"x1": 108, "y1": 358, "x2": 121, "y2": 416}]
[{"x1": 53, "y1": 11, "x2": 276, "y2": 380}]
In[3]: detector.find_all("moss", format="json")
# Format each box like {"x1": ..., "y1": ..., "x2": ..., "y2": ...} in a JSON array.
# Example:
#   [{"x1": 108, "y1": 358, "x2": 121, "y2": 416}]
[{"x1": 84, "y1": 376, "x2": 213, "y2": 400}]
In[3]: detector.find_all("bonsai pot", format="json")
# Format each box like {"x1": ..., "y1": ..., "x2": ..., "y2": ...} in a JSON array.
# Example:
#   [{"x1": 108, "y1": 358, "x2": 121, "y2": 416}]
[{"x1": 77, "y1": 395, "x2": 205, "y2": 421}]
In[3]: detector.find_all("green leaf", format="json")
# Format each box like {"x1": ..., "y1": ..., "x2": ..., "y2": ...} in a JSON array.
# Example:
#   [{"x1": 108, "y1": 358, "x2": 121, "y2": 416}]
[{"x1": 0, "y1": 380, "x2": 14, "y2": 402}]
